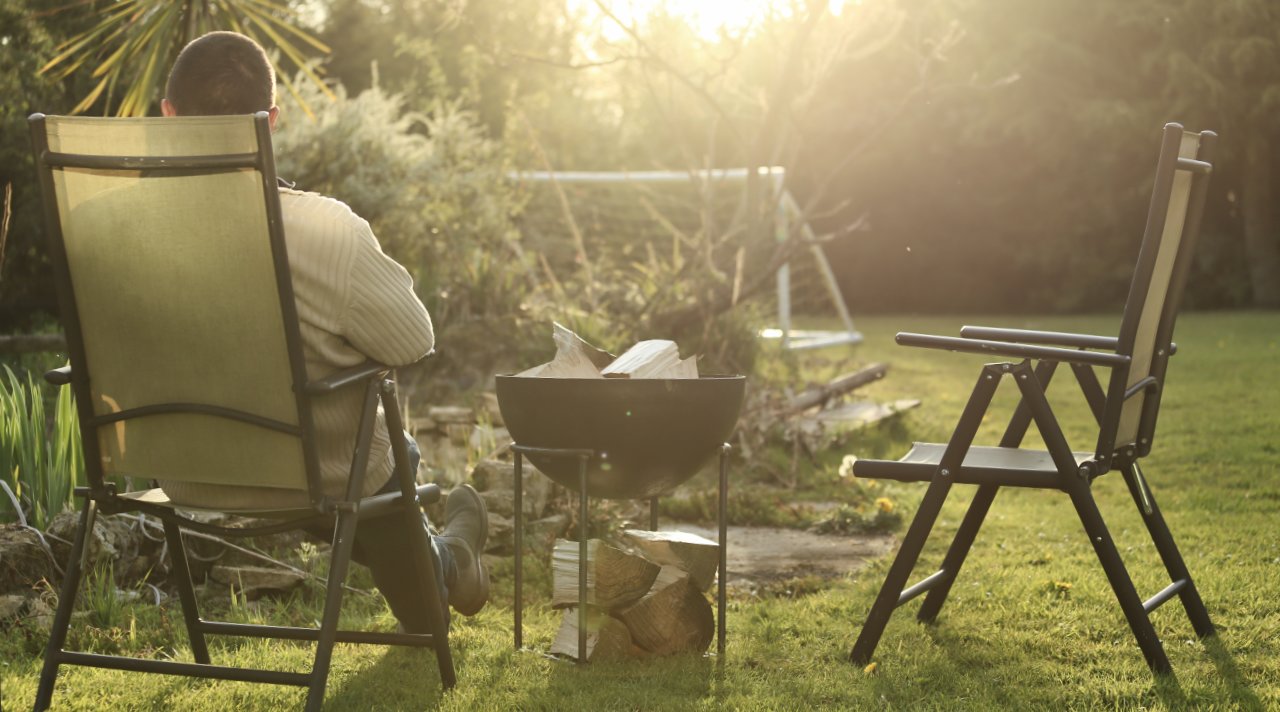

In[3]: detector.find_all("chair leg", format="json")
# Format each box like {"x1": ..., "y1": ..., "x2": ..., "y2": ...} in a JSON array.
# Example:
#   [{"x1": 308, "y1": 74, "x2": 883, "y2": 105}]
[
  {"x1": 162, "y1": 517, "x2": 210, "y2": 664},
  {"x1": 917, "y1": 485, "x2": 1000, "y2": 624},
  {"x1": 1067, "y1": 479, "x2": 1172, "y2": 674},
  {"x1": 1122, "y1": 464, "x2": 1214, "y2": 638},
  {"x1": 850, "y1": 479, "x2": 952, "y2": 665},
  {"x1": 404, "y1": 502, "x2": 456, "y2": 688},
  {"x1": 34, "y1": 499, "x2": 96, "y2": 711},
  {"x1": 305, "y1": 508, "x2": 361, "y2": 712}
]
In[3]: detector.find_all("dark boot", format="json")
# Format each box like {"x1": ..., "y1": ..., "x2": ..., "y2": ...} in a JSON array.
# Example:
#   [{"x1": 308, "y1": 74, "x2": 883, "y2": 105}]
[{"x1": 437, "y1": 484, "x2": 490, "y2": 615}]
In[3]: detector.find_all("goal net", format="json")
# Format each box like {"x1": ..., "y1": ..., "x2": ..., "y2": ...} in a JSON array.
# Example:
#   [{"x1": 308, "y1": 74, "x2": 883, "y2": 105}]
[{"x1": 509, "y1": 167, "x2": 860, "y2": 350}]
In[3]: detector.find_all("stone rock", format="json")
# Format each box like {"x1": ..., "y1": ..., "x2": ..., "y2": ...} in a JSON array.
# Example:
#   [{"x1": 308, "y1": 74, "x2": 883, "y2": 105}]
[
  {"x1": 479, "y1": 391, "x2": 504, "y2": 426},
  {"x1": 418, "y1": 435, "x2": 469, "y2": 488},
  {"x1": 429, "y1": 405, "x2": 475, "y2": 424},
  {"x1": 470, "y1": 459, "x2": 551, "y2": 520},
  {"x1": 480, "y1": 511, "x2": 570, "y2": 555},
  {"x1": 26, "y1": 596, "x2": 55, "y2": 631},
  {"x1": 443, "y1": 423, "x2": 473, "y2": 445},
  {"x1": 483, "y1": 512, "x2": 514, "y2": 553},
  {"x1": 468, "y1": 424, "x2": 512, "y2": 460},
  {"x1": 46, "y1": 511, "x2": 139, "y2": 572},
  {"x1": 0, "y1": 593, "x2": 29, "y2": 619},
  {"x1": 208, "y1": 565, "x2": 306, "y2": 600},
  {"x1": 0, "y1": 525, "x2": 57, "y2": 593},
  {"x1": 529, "y1": 514, "x2": 571, "y2": 546},
  {"x1": 409, "y1": 415, "x2": 438, "y2": 433}
]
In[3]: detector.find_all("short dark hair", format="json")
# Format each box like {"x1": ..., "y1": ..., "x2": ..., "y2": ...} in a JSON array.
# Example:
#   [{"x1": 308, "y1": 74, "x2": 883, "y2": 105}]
[{"x1": 165, "y1": 31, "x2": 275, "y2": 115}]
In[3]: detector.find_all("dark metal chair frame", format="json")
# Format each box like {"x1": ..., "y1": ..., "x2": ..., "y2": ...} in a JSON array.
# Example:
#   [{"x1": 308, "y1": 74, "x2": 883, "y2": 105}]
[
  {"x1": 849, "y1": 123, "x2": 1217, "y2": 674},
  {"x1": 29, "y1": 112, "x2": 454, "y2": 711}
]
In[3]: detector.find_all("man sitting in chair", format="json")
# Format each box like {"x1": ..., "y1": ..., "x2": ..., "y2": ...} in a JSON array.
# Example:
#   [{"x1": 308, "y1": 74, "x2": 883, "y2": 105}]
[{"x1": 157, "y1": 31, "x2": 489, "y2": 630}]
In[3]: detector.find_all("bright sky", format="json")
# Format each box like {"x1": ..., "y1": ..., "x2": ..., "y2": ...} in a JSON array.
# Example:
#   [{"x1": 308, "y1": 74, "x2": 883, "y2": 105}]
[{"x1": 589, "y1": 0, "x2": 845, "y2": 39}]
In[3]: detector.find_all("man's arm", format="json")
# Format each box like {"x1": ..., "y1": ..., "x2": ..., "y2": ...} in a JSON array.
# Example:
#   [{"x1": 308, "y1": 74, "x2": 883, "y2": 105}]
[{"x1": 341, "y1": 221, "x2": 435, "y2": 367}]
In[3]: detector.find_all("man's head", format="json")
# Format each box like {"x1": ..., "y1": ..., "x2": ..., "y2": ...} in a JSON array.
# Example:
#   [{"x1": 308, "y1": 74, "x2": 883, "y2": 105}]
[{"x1": 162, "y1": 31, "x2": 278, "y2": 125}]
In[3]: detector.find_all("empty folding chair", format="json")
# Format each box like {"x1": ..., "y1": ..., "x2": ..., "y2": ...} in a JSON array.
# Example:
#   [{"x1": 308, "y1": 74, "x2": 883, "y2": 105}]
[{"x1": 849, "y1": 123, "x2": 1217, "y2": 674}]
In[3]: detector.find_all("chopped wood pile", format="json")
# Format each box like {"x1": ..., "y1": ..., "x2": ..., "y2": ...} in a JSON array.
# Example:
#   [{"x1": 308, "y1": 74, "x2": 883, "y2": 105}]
[
  {"x1": 516, "y1": 322, "x2": 697, "y2": 379},
  {"x1": 549, "y1": 529, "x2": 720, "y2": 660}
]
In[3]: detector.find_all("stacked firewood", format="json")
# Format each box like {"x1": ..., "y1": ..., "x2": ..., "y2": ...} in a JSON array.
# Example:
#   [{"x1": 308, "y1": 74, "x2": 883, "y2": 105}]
[{"x1": 549, "y1": 529, "x2": 720, "y2": 660}]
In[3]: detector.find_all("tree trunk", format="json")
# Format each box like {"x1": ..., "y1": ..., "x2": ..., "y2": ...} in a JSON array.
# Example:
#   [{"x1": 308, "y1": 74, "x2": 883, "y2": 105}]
[{"x1": 1241, "y1": 133, "x2": 1280, "y2": 307}]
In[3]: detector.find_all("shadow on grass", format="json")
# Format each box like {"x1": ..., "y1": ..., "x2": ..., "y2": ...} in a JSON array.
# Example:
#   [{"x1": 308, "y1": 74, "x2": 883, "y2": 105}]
[
  {"x1": 896, "y1": 620, "x2": 1268, "y2": 711},
  {"x1": 541, "y1": 652, "x2": 715, "y2": 707},
  {"x1": 323, "y1": 647, "x2": 445, "y2": 711},
  {"x1": 1200, "y1": 633, "x2": 1266, "y2": 711}
]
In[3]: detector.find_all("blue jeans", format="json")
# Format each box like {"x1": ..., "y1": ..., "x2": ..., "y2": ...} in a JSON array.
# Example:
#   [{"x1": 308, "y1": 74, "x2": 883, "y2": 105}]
[{"x1": 327, "y1": 434, "x2": 455, "y2": 632}]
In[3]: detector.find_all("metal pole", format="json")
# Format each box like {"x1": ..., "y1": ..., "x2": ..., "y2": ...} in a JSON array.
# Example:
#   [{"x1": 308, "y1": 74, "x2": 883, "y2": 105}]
[
  {"x1": 718, "y1": 443, "x2": 730, "y2": 656},
  {"x1": 513, "y1": 450, "x2": 523, "y2": 650},
  {"x1": 578, "y1": 455, "x2": 589, "y2": 662}
]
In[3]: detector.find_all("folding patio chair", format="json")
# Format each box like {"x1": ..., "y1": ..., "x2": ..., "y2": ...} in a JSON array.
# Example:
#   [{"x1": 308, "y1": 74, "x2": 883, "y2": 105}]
[
  {"x1": 848, "y1": 123, "x2": 1216, "y2": 674},
  {"x1": 28, "y1": 112, "x2": 454, "y2": 710}
]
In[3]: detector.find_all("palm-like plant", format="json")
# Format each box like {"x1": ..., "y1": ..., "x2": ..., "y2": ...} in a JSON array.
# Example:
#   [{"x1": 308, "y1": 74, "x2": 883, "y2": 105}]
[{"x1": 40, "y1": 0, "x2": 334, "y2": 117}]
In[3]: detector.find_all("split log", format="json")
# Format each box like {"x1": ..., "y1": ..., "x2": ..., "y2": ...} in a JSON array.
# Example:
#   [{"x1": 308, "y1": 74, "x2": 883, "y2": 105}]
[
  {"x1": 785, "y1": 363, "x2": 889, "y2": 414},
  {"x1": 552, "y1": 539, "x2": 660, "y2": 610},
  {"x1": 517, "y1": 322, "x2": 612, "y2": 378},
  {"x1": 600, "y1": 340, "x2": 697, "y2": 379},
  {"x1": 617, "y1": 573, "x2": 714, "y2": 655},
  {"x1": 621, "y1": 529, "x2": 720, "y2": 592},
  {"x1": 549, "y1": 607, "x2": 641, "y2": 660}
]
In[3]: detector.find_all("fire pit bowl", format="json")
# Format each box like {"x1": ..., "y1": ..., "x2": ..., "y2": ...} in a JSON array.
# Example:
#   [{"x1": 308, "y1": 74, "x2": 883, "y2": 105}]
[{"x1": 495, "y1": 375, "x2": 746, "y2": 500}]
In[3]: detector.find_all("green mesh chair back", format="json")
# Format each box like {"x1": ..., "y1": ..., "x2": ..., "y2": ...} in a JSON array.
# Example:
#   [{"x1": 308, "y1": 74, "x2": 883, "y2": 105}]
[
  {"x1": 30, "y1": 113, "x2": 455, "y2": 709},
  {"x1": 1104, "y1": 128, "x2": 1213, "y2": 457},
  {"x1": 33, "y1": 114, "x2": 318, "y2": 496}
]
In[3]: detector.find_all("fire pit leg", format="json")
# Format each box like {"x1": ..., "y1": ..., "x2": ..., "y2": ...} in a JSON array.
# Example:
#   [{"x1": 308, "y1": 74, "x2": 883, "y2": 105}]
[
  {"x1": 514, "y1": 449, "x2": 524, "y2": 650},
  {"x1": 578, "y1": 454, "x2": 590, "y2": 663},
  {"x1": 718, "y1": 442, "x2": 730, "y2": 657}
]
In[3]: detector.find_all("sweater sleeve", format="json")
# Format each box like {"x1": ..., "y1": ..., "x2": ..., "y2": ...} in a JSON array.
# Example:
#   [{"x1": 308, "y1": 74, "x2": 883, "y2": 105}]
[{"x1": 341, "y1": 218, "x2": 435, "y2": 366}]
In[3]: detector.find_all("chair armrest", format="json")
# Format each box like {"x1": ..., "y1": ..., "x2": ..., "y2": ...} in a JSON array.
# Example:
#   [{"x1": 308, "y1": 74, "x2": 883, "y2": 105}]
[
  {"x1": 896, "y1": 332, "x2": 1131, "y2": 367},
  {"x1": 959, "y1": 326, "x2": 1177, "y2": 356},
  {"x1": 959, "y1": 326, "x2": 1118, "y2": 351},
  {"x1": 45, "y1": 365, "x2": 72, "y2": 385},
  {"x1": 306, "y1": 361, "x2": 391, "y2": 394},
  {"x1": 304, "y1": 350, "x2": 436, "y2": 395}
]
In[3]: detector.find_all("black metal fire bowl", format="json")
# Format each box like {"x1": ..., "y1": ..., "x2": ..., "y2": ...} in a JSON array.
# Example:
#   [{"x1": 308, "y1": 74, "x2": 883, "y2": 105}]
[{"x1": 495, "y1": 375, "x2": 746, "y2": 500}]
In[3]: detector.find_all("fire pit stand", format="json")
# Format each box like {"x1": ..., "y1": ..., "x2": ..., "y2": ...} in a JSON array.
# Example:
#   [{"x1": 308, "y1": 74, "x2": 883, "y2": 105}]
[{"x1": 512, "y1": 442, "x2": 731, "y2": 662}]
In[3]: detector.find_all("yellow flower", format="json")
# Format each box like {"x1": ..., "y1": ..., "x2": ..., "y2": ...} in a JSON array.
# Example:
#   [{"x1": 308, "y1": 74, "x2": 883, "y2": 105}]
[{"x1": 875, "y1": 497, "x2": 894, "y2": 513}]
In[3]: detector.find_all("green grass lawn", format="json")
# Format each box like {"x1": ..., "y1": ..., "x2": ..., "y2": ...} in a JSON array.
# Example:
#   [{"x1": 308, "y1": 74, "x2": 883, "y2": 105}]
[{"x1": 3, "y1": 311, "x2": 1278, "y2": 710}]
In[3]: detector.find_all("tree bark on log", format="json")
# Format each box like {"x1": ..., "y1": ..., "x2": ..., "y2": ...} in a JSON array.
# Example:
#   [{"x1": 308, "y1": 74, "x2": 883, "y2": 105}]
[
  {"x1": 617, "y1": 574, "x2": 714, "y2": 655},
  {"x1": 784, "y1": 363, "x2": 889, "y2": 414}
]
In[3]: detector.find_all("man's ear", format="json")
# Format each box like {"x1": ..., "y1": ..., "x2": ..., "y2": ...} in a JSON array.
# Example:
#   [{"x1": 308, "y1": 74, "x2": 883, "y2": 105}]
[
  {"x1": 161, "y1": 98, "x2": 176, "y2": 117},
  {"x1": 268, "y1": 105, "x2": 279, "y2": 132}
]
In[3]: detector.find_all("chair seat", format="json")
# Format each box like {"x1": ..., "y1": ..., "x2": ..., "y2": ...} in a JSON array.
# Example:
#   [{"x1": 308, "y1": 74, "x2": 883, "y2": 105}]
[
  {"x1": 118, "y1": 487, "x2": 315, "y2": 518},
  {"x1": 853, "y1": 443, "x2": 1093, "y2": 488}
]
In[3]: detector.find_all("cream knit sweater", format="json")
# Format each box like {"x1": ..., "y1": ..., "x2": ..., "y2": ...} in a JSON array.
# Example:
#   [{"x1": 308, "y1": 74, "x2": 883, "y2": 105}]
[{"x1": 159, "y1": 189, "x2": 434, "y2": 510}]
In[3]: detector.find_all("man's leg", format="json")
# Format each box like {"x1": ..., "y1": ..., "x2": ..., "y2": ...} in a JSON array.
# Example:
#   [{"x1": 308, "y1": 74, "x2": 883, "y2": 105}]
[{"x1": 350, "y1": 433, "x2": 488, "y2": 632}]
